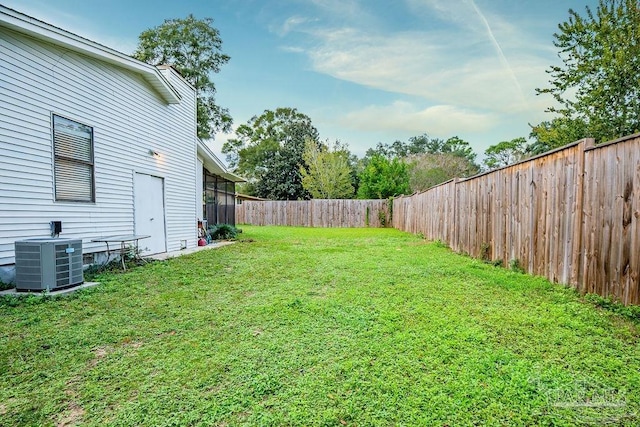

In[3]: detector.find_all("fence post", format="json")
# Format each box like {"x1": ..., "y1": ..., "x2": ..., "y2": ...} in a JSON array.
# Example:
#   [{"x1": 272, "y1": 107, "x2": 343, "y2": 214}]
[
  {"x1": 572, "y1": 138, "x2": 595, "y2": 287},
  {"x1": 451, "y1": 178, "x2": 459, "y2": 250}
]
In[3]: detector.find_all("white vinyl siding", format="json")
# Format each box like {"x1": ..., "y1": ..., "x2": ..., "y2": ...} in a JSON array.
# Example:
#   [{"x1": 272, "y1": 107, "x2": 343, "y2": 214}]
[
  {"x1": 53, "y1": 115, "x2": 95, "y2": 202},
  {"x1": 0, "y1": 26, "x2": 198, "y2": 265}
]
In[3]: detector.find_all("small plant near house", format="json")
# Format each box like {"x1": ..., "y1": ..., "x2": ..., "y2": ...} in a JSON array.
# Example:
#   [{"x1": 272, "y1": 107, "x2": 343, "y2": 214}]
[
  {"x1": 208, "y1": 224, "x2": 242, "y2": 240},
  {"x1": 124, "y1": 244, "x2": 144, "y2": 262},
  {"x1": 0, "y1": 279, "x2": 12, "y2": 291},
  {"x1": 83, "y1": 245, "x2": 150, "y2": 280}
]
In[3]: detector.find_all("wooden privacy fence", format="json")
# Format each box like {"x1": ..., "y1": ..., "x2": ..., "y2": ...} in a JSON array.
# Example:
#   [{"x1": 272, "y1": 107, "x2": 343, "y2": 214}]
[
  {"x1": 394, "y1": 135, "x2": 640, "y2": 305},
  {"x1": 236, "y1": 199, "x2": 391, "y2": 228}
]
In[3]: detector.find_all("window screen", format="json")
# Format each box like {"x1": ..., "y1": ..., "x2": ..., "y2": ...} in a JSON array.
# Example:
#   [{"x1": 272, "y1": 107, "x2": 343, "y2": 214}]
[{"x1": 53, "y1": 115, "x2": 95, "y2": 202}]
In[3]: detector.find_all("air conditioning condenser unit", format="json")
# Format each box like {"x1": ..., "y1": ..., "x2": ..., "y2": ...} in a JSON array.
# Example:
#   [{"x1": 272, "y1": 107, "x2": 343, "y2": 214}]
[{"x1": 14, "y1": 238, "x2": 84, "y2": 292}]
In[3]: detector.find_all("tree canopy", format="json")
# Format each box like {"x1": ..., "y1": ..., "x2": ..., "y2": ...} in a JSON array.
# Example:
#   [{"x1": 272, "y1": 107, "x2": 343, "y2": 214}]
[
  {"x1": 527, "y1": 117, "x2": 589, "y2": 155},
  {"x1": 483, "y1": 137, "x2": 527, "y2": 169},
  {"x1": 300, "y1": 140, "x2": 355, "y2": 199},
  {"x1": 407, "y1": 152, "x2": 480, "y2": 192},
  {"x1": 134, "y1": 15, "x2": 232, "y2": 139},
  {"x1": 536, "y1": 0, "x2": 640, "y2": 143},
  {"x1": 365, "y1": 134, "x2": 479, "y2": 192},
  {"x1": 222, "y1": 108, "x2": 319, "y2": 200},
  {"x1": 357, "y1": 154, "x2": 409, "y2": 199}
]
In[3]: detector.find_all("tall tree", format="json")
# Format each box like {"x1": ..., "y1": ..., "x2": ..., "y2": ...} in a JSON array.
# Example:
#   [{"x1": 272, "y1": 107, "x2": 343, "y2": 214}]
[
  {"x1": 536, "y1": 0, "x2": 640, "y2": 142},
  {"x1": 222, "y1": 108, "x2": 319, "y2": 200},
  {"x1": 300, "y1": 140, "x2": 354, "y2": 199},
  {"x1": 357, "y1": 154, "x2": 409, "y2": 199},
  {"x1": 134, "y1": 15, "x2": 232, "y2": 139},
  {"x1": 483, "y1": 137, "x2": 527, "y2": 169}
]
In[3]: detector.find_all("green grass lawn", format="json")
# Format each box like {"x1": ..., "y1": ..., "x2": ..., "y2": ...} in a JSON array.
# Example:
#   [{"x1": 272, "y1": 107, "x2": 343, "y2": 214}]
[{"x1": 1, "y1": 226, "x2": 639, "y2": 426}]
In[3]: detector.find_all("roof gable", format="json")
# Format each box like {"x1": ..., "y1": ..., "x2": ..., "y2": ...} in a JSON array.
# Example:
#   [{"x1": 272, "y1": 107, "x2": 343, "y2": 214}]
[{"x1": 0, "y1": 5, "x2": 181, "y2": 104}]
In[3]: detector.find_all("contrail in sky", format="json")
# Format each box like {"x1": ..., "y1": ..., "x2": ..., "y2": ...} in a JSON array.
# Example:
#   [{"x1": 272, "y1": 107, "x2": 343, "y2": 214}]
[{"x1": 468, "y1": 0, "x2": 526, "y2": 106}]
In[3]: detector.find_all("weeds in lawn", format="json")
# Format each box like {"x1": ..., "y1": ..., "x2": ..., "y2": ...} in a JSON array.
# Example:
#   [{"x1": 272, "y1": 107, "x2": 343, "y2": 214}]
[
  {"x1": 585, "y1": 293, "x2": 640, "y2": 322},
  {"x1": 509, "y1": 258, "x2": 526, "y2": 273},
  {"x1": 377, "y1": 209, "x2": 387, "y2": 227},
  {"x1": 480, "y1": 242, "x2": 491, "y2": 262},
  {"x1": 433, "y1": 239, "x2": 449, "y2": 248}
]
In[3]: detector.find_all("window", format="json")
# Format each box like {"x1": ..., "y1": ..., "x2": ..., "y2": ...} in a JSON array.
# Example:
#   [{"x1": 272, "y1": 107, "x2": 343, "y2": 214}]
[{"x1": 53, "y1": 115, "x2": 95, "y2": 202}]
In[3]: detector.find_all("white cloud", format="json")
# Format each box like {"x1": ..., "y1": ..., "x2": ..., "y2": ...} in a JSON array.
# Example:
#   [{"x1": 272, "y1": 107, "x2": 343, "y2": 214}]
[
  {"x1": 305, "y1": 28, "x2": 549, "y2": 112},
  {"x1": 340, "y1": 101, "x2": 498, "y2": 135},
  {"x1": 272, "y1": 15, "x2": 317, "y2": 36}
]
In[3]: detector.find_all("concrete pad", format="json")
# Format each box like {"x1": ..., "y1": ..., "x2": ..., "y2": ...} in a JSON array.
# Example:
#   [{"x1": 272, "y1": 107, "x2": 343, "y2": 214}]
[
  {"x1": 148, "y1": 241, "x2": 235, "y2": 261},
  {"x1": 0, "y1": 281, "x2": 101, "y2": 297}
]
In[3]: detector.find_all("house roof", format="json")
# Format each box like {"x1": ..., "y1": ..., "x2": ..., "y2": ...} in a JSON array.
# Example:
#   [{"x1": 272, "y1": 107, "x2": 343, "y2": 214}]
[
  {"x1": 236, "y1": 193, "x2": 267, "y2": 201},
  {"x1": 0, "y1": 5, "x2": 181, "y2": 104},
  {"x1": 197, "y1": 139, "x2": 246, "y2": 183}
]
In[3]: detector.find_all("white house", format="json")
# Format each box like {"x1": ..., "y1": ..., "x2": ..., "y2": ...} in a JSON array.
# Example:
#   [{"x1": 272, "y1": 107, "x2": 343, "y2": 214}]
[{"x1": 0, "y1": 5, "x2": 241, "y2": 283}]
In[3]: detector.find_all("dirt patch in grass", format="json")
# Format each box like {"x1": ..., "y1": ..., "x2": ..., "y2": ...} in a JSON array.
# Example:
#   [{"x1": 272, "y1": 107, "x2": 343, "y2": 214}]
[
  {"x1": 90, "y1": 346, "x2": 110, "y2": 366},
  {"x1": 56, "y1": 402, "x2": 85, "y2": 427}
]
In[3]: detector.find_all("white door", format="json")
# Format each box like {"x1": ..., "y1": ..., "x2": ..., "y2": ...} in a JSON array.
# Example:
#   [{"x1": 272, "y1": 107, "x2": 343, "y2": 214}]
[{"x1": 134, "y1": 173, "x2": 166, "y2": 254}]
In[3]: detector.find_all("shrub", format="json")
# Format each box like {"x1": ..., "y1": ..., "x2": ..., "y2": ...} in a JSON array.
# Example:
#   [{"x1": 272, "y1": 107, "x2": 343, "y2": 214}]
[{"x1": 208, "y1": 224, "x2": 241, "y2": 240}]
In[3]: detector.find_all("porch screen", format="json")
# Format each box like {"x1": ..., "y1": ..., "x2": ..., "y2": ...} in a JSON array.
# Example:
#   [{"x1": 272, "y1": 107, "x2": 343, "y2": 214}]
[
  {"x1": 203, "y1": 171, "x2": 236, "y2": 226},
  {"x1": 53, "y1": 115, "x2": 95, "y2": 202}
]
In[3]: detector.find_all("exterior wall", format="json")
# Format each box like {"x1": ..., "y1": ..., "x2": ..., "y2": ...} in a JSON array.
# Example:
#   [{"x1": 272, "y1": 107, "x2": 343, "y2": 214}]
[
  {"x1": 196, "y1": 158, "x2": 204, "y2": 220},
  {"x1": 0, "y1": 26, "x2": 198, "y2": 269}
]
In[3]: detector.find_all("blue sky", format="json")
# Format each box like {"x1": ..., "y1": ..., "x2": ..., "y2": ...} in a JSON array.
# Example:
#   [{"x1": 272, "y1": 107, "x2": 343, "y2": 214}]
[{"x1": 4, "y1": 0, "x2": 598, "y2": 162}]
